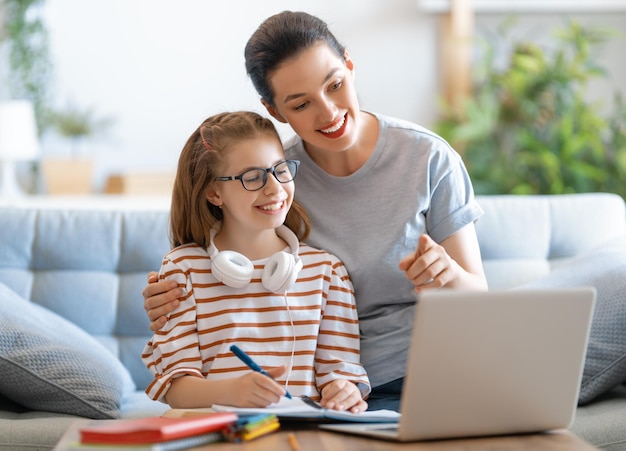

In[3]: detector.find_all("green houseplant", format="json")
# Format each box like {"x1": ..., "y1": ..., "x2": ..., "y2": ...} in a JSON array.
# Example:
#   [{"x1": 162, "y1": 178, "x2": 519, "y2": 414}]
[
  {"x1": 41, "y1": 103, "x2": 114, "y2": 194},
  {"x1": 1, "y1": 0, "x2": 51, "y2": 193},
  {"x1": 47, "y1": 103, "x2": 114, "y2": 157},
  {"x1": 435, "y1": 21, "x2": 626, "y2": 198},
  {"x1": 0, "y1": 0, "x2": 51, "y2": 129}
]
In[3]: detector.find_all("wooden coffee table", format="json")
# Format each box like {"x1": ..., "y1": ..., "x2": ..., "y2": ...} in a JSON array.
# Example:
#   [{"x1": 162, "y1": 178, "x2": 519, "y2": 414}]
[{"x1": 54, "y1": 419, "x2": 598, "y2": 450}]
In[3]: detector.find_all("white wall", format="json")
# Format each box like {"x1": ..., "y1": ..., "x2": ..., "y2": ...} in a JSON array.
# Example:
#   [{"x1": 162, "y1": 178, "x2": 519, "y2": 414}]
[
  {"x1": 39, "y1": 0, "x2": 626, "y2": 191},
  {"x1": 41, "y1": 0, "x2": 435, "y2": 190}
]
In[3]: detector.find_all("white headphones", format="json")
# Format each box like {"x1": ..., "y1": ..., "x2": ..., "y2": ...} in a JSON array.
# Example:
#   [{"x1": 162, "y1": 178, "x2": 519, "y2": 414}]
[{"x1": 208, "y1": 225, "x2": 303, "y2": 293}]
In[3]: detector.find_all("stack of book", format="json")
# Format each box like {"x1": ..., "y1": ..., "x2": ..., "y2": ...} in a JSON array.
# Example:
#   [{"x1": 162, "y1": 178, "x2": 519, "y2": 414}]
[{"x1": 68, "y1": 412, "x2": 244, "y2": 450}]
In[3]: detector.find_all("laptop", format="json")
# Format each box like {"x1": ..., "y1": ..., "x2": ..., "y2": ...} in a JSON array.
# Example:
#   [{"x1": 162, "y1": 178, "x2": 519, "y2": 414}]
[{"x1": 320, "y1": 287, "x2": 596, "y2": 442}]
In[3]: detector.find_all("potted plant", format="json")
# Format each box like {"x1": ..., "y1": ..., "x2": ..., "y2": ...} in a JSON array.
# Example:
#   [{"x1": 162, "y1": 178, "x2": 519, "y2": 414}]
[
  {"x1": 435, "y1": 20, "x2": 626, "y2": 199},
  {"x1": 41, "y1": 103, "x2": 114, "y2": 194}
]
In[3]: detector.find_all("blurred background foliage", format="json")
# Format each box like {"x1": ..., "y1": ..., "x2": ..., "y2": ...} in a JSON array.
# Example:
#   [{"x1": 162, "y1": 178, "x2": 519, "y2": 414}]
[
  {"x1": 0, "y1": 0, "x2": 51, "y2": 131},
  {"x1": 436, "y1": 20, "x2": 626, "y2": 199}
]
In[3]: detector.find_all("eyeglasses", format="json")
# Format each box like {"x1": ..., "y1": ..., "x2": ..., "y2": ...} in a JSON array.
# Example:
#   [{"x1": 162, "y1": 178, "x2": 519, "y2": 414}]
[{"x1": 214, "y1": 160, "x2": 300, "y2": 191}]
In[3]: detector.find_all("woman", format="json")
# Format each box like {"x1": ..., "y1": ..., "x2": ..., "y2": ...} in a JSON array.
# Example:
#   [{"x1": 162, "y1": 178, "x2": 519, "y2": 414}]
[{"x1": 143, "y1": 11, "x2": 487, "y2": 411}]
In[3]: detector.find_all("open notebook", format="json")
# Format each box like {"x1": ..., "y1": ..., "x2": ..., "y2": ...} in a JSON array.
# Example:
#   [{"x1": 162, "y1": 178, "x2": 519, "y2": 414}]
[
  {"x1": 320, "y1": 288, "x2": 596, "y2": 441},
  {"x1": 165, "y1": 396, "x2": 399, "y2": 423}
]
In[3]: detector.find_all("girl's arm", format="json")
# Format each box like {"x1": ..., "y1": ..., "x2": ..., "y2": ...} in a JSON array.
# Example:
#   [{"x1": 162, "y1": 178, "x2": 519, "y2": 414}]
[
  {"x1": 165, "y1": 368, "x2": 288, "y2": 408},
  {"x1": 142, "y1": 258, "x2": 206, "y2": 403},
  {"x1": 314, "y1": 257, "x2": 370, "y2": 413}
]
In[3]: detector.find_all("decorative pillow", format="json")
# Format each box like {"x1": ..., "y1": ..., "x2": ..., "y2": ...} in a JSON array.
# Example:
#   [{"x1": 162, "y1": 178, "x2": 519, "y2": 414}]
[
  {"x1": 518, "y1": 235, "x2": 626, "y2": 405},
  {"x1": 0, "y1": 282, "x2": 136, "y2": 419}
]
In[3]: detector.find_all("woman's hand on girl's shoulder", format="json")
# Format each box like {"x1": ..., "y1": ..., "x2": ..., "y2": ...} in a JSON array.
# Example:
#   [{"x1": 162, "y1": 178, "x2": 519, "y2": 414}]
[{"x1": 143, "y1": 272, "x2": 182, "y2": 331}]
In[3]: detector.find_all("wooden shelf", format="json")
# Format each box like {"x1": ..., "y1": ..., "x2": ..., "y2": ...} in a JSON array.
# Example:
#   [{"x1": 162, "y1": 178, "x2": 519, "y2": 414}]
[{"x1": 104, "y1": 171, "x2": 175, "y2": 195}]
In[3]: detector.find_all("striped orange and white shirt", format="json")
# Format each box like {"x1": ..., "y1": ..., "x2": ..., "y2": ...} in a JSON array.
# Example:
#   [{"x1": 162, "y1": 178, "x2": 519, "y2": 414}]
[{"x1": 142, "y1": 242, "x2": 370, "y2": 403}]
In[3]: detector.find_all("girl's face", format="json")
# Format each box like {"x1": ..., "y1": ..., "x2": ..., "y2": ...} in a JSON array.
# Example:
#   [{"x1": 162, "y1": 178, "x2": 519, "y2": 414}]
[
  {"x1": 207, "y1": 134, "x2": 294, "y2": 235},
  {"x1": 264, "y1": 43, "x2": 360, "y2": 154}
]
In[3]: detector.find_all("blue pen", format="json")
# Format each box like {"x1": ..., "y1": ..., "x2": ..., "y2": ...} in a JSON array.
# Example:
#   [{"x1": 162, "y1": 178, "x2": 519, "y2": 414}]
[{"x1": 230, "y1": 344, "x2": 292, "y2": 399}]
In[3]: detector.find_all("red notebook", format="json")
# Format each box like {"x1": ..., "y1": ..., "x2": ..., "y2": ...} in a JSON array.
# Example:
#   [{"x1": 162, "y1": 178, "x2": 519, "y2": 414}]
[{"x1": 79, "y1": 413, "x2": 238, "y2": 445}]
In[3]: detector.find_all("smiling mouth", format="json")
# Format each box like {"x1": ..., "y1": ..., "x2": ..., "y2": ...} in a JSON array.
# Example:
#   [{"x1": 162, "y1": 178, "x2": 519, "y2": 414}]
[
  {"x1": 319, "y1": 114, "x2": 347, "y2": 136},
  {"x1": 259, "y1": 201, "x2": 284, "y2": 211}
]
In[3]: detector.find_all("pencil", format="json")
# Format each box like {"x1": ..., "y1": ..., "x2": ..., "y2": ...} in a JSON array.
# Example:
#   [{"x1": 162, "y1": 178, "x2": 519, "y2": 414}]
[{"x1": 287, "y1": 432, "x2": 300, "y2": 451}]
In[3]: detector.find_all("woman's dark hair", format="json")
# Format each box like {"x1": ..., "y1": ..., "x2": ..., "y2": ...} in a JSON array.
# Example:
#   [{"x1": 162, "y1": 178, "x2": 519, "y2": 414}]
[
  {"x1": 244, "y1": 11, "x2": 346, "y2": 106},
  {"x1": 169, "y1": 111, "x2": 310, "y2": 248}
]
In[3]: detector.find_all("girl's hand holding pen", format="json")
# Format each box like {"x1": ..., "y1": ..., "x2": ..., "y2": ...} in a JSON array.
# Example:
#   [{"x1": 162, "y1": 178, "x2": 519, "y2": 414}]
[
  {"x1": 227, "y1": 366, "x2": 289, "y2": 407},
  {"x1": 230, "y1": 345, "x2": 291, "y2": 405}
]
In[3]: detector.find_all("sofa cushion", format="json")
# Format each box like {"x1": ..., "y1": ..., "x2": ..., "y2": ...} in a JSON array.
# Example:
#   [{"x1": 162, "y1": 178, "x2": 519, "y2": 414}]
[
  {"x1": 571, "y1": 385, "x2": 626, "y2": 449},
  {"x1": 0, "y1": 282, "x2": 136, "y2": 419},
  {"x1": 519, "y1": 235, "x2": 626, "y2": 405}
]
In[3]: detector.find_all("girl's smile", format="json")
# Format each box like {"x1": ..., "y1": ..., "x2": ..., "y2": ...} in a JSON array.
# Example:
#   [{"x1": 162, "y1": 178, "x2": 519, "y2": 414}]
[{"x1": 257, "y1": 199, "x2": 287, "y2": 214}]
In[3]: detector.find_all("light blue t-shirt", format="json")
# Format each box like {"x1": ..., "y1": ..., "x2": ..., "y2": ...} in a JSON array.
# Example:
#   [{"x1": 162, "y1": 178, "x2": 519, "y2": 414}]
[{"x1": 284, "y1": 112, "x2": 483, "y2": 387}]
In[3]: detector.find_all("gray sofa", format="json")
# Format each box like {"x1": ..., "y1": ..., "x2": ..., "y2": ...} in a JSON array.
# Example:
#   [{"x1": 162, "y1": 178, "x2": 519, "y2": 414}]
[{"x1": 0, "y1": 193, "x2": 625, "y2": 450}]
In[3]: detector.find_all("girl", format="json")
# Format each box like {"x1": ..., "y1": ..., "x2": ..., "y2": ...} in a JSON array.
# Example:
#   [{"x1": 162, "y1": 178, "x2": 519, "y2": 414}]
[
  {"x1": 143, "y1": 11, "x2": 487, "y2": 411},
  {"x1": 142, "y1": 111, "x2": 369, "y2": 413}
]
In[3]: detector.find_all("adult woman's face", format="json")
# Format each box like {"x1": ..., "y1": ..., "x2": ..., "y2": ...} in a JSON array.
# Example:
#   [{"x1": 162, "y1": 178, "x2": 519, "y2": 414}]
[{"x1": 266, "y1": 43, "x2": 361, "y2": 155}]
